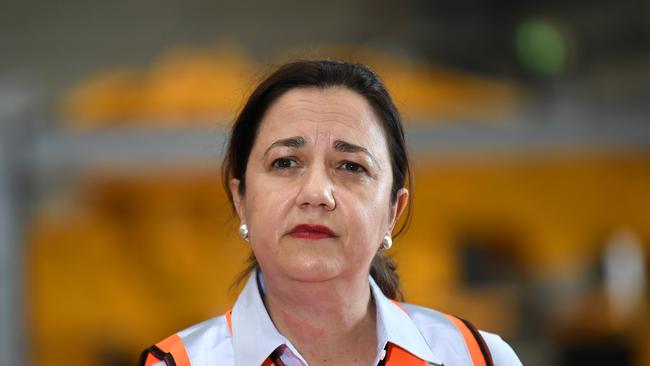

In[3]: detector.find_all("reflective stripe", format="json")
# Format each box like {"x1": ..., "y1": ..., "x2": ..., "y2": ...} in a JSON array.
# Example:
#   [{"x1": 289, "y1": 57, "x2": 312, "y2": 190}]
[{"x1": 443, "y1": 314, "x2": 486, "y2": 366}]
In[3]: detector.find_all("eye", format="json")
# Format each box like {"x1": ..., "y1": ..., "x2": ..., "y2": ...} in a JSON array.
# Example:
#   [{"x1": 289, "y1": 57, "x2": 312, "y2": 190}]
[
  {"x1": 272, "y1": 157, "x2": 298, "y2": 169},
  {"x1": 339, "y1": 161, "x2": 366, "y2": 173}
]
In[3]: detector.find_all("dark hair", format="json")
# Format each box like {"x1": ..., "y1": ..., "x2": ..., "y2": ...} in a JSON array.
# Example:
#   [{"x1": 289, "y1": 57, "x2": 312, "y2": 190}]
[{"x1": 222, "y1": 60, "x2": 413, "y2": 300}]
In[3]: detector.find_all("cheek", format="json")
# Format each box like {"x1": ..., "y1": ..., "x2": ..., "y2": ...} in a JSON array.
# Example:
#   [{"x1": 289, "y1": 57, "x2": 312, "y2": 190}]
[
  {"x1": 242, "y1": 184, "x2": 290, "y2": 268},
  {"x1": 243, "y1": 175, "x2": 295, "y2": 234},
  {"x1": 340, "y1": 186, "x2": 393, "y2": 243}
]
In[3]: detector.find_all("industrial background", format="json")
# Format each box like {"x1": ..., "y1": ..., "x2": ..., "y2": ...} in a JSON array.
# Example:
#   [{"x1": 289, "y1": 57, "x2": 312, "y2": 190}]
[{"x1": 1, "y1": 0, "x2": 649, "y2": 365}]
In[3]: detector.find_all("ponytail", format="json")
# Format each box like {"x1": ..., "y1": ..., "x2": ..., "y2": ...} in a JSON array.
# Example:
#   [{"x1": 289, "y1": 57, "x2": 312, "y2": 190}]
[{"x1": 369, "y1": 253, "x2": 403, "y2": 301}]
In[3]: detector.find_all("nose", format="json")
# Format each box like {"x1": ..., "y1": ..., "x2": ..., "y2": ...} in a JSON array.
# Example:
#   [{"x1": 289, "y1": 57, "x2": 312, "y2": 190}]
[{"x1": 295, "y1": 165, "x2": 336, "y2": 211}]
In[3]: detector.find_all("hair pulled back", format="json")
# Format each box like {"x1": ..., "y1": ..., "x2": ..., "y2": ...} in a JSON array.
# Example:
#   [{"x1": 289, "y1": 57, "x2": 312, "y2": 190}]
[{"x1": 222, "y1": 60, "x2": 412, "y2": 300}]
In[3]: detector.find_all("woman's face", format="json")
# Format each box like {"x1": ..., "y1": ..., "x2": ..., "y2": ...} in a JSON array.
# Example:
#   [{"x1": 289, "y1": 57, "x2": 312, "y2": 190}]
[{"x1": 231, "y1": 86, "x2": 408, "y2": 283}]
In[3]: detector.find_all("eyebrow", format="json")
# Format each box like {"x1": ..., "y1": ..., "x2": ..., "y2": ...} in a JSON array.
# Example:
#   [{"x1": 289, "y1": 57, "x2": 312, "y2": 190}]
[
  {"x1": 263, "y1": 136, "x2": 306, "y2": 158},
  {"x1": 263, "y1": 136, "x2": 380, "y2": 168},
  {"x1": 333, "y1": 139, "x2": 380, "y2": 168}
]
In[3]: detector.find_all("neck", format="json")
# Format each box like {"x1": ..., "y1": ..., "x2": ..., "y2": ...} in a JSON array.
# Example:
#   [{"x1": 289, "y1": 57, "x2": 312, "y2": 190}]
[{"x1": 261, "y1": 271, "x2": 377, "y2": 365}]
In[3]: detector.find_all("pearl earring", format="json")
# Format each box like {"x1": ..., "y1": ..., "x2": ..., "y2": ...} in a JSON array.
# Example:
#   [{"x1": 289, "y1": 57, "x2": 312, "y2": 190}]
[
  {"x1": 238, "y1": 224, "x2": 249, "y2": 242},
  {"x1": 381, "y1": 234, "x2": 392, "y2": 250}
]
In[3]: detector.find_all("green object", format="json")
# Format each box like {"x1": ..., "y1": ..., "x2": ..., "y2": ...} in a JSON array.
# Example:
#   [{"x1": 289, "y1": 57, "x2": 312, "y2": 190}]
[{"x1": 516, "y1": 19, "x2": 567, "y2": 76}]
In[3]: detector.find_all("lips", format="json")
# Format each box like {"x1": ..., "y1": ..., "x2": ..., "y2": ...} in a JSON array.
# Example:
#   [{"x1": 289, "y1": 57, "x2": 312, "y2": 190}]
[{"x1": 289, "y1": 224, "x2": 337, "y2": 240}]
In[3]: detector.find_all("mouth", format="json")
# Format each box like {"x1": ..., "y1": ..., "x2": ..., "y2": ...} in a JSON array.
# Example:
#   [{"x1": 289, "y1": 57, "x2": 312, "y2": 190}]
[{"x1": 288, "y1": 224, "x2": 337, "y2": 240}]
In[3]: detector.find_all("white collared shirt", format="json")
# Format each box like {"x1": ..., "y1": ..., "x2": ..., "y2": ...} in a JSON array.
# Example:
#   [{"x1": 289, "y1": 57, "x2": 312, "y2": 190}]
[{"x1": 167, "y1": 269, "x2": 522, "y2": 366}]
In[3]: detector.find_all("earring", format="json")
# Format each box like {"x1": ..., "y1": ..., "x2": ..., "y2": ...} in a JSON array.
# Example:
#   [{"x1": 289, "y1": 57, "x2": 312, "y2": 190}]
[
  {"x1": 238, "y1": 224, "x2": 249, "y2": 242},
  {"x1": 381, "y1": 234, "x2": 392, "y2": 250}
]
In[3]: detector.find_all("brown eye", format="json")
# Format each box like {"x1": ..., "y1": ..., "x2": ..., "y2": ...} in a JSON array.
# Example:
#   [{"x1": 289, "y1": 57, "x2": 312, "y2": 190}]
[
  {"x1": 272, "y1": 157, "x2": 298, "y2": 169},
  {"x1": 340, "y1": 161, "x2": 366, "y2": 173}
]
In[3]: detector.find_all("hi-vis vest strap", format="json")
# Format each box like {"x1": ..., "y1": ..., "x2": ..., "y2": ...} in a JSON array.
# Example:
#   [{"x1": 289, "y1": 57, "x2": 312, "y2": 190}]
[
  {"x1": 139, "y1": 307, "x2": 493, "y2": 366},
  {"x1": 443, "y1": 314, "x2": 494, "y2": 366},
  {"x1": 389, "y1": 301, "x2": 493, "y2": 366}
]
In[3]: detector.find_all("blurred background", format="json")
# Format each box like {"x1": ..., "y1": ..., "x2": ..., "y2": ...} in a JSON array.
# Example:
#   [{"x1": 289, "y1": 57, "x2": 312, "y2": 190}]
[{"x1": 1, "y1": 0, "x2": 649, "y2": 365}]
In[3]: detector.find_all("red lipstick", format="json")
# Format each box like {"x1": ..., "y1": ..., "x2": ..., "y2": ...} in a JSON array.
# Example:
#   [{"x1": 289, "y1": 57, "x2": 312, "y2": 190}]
[{"x1": 289, "y1": 224, "x2": 337, "y2": 240}]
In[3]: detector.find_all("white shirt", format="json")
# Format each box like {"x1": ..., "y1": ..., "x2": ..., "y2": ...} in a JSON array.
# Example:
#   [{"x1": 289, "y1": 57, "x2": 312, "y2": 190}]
[{"x1": 163, "y1": 269, "x2": 522, "y2": 366}]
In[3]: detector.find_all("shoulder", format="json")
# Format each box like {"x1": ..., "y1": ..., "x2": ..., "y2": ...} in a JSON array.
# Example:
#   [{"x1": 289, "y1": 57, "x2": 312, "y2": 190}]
[
  {"x1": 479, "y1": 330, "x2": 523, "y2": 366},
  {"x1": 400, "y1": 303, "x2": 522, "y2": 366},
  {"x1": 178, "y1": 314, "x2": 234, "y2": 365}
]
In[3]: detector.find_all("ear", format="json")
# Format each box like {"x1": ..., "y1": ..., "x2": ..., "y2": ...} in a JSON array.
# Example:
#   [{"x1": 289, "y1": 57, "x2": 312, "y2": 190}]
[
  {"x1": 388, "y1": 188, "x2": 409, "y2": 232},
  {"x1": 230, "y1": 178, "x2": 247, "y2": 224}
]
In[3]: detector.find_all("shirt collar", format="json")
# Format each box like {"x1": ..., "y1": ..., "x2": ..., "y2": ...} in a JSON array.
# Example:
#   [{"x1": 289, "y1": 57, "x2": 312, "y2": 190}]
[
  {"x1": 369, "y1": 277, "x2": 443, "y2": 365},
  {"x1": 231, "y1": 269, "x2": 290, "y2": 366},
  {"x1": 231, "y1": 268, "x2": 442, "y2": 366}
]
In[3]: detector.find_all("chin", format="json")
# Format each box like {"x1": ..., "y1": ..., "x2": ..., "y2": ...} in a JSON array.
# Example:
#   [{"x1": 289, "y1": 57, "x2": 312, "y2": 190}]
[{"x1": 280, "y1": 254, "x2": 343, "y2": 283}]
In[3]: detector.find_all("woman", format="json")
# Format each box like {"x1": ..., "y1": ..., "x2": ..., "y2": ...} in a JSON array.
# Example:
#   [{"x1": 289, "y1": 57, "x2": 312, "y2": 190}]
[{"x1": 140, "y1": 60, "x2": 522, "y2": 366}]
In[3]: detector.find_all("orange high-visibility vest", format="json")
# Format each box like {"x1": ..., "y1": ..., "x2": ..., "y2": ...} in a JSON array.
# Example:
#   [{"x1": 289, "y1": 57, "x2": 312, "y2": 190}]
[{"x1": 139, "y1": 309, "x2": 493, "y2": 366}]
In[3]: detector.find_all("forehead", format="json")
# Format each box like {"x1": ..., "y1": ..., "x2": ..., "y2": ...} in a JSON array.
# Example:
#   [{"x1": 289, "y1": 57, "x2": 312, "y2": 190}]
[{"x1": 255, "y1": 86, "x2": 387, "y2": 149}]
